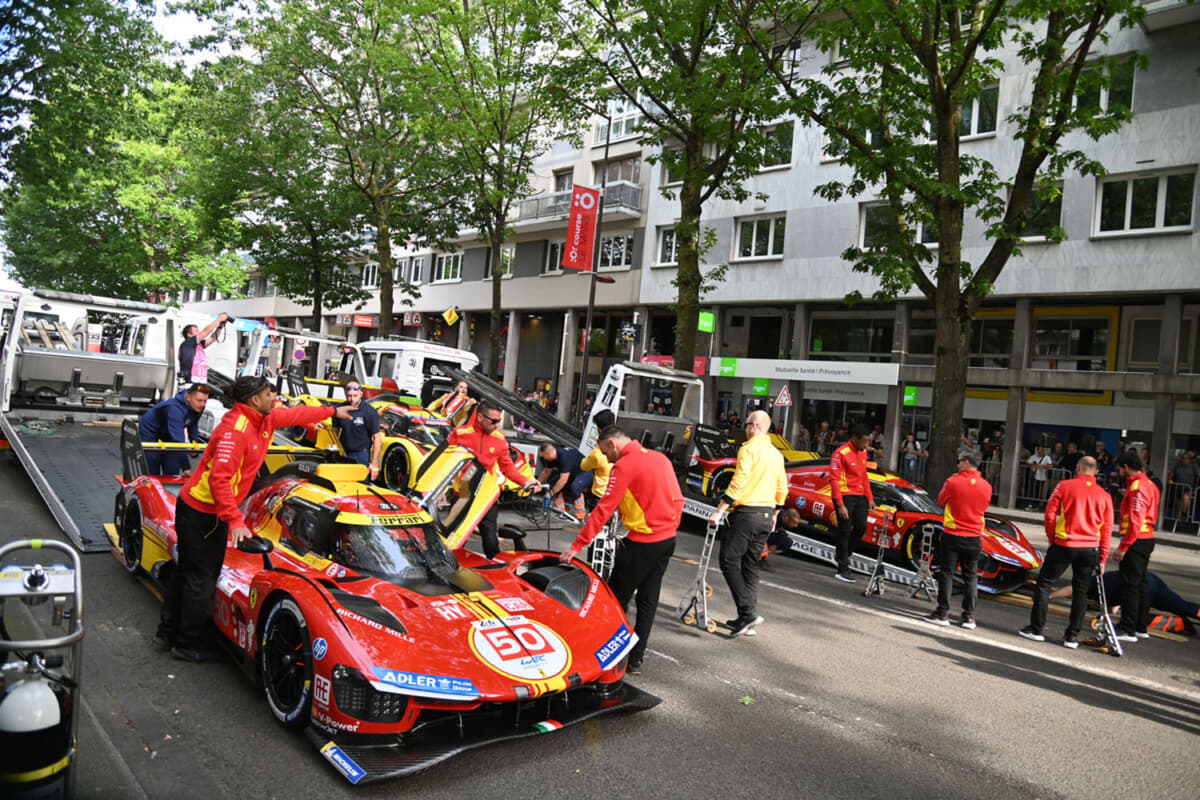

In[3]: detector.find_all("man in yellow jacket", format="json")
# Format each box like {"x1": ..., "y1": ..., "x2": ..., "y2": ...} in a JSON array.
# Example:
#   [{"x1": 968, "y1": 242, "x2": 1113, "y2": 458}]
[{"x1": 709, "y1": 410, "x2": 788, "y2": 637}]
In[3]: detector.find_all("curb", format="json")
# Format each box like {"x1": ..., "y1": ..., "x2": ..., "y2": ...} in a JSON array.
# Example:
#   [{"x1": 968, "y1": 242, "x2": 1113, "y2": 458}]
[{"x1": 991, "y1": 505, "x2": 1200, "y2": 552}]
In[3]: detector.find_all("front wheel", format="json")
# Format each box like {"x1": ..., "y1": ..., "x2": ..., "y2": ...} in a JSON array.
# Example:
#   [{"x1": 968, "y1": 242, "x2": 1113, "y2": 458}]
[
  {"x1": 120, "y1": 502, "x2": 143, "y2": 575},
  {"x1": 260, "y1": 597, "x2": 313, "y2": 730},
  {"x1": 381, "y1": 447, "x2": 409, "y2": 490}
]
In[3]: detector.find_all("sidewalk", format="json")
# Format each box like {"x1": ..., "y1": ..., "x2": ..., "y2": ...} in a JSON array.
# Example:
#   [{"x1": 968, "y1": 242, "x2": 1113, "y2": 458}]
[{"x1": 992, "y1": 505, "x2": 1200, "y2": 552}]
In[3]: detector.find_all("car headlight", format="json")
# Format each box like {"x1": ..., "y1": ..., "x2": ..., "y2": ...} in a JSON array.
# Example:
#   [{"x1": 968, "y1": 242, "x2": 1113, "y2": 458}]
[{"x1": 331, "y1": 664, "x2": 409, "y2": 723}]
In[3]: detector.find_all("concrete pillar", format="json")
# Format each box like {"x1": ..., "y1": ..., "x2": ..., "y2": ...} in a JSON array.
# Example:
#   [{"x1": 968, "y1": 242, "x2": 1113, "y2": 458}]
[
  {"x1": 1152, "y1": 295, "x2": 1182, "y2": 524},
  {"x1": 559, "y1": 310, "x2": 579, "y2": 423},
  {"x1": 884, "y1": 302, "x2": 912, "y2": 472},
  {"x1": 456, "y1": 311, "x2": 470, "y2": 351},
  {"x1": 635, "y1": 305, "x2": 651, "y2": 360},
  {"x1": 787, "y1": 302, "x2": 809, "y2": 445},
  {"x1": 704, "y1": 305, "x2": 723, "y2": 425},
  {"x1": 502, "y1": 310, "x2": 521, "y2": 390},
  {"x1": 1000, "y1": 298, "x2": 1033, "y2": 508}
]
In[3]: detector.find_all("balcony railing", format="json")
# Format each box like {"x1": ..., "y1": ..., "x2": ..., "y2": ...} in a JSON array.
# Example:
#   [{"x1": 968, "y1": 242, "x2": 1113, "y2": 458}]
[{"x1": 512, "y1": 180, "x2": 643, "y2": 223}]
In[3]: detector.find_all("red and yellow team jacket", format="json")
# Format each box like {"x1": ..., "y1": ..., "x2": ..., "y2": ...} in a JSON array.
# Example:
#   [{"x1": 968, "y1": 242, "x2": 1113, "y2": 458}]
[
  {"x1": 829, "y1": 440, "x2": 874, "y2": 505},
  {"x1": 1043, "y1": 474, "x2": 1114, "y2": 563},
  {"x1": 937, "y1": 468, "x2": 992, "y2": 537},
  {"x1": 447, "y1": 423, "x2": 529, "y2": 487},
  {"x1": 1118, "y1": 470, "x2": 1159, "y2": 552},
  {"x1": 182, "y1": 402, "x2": 335, "y2": 529},
  {"x1": 572, "y1": 441, "x2": 684, "y2": 550}
]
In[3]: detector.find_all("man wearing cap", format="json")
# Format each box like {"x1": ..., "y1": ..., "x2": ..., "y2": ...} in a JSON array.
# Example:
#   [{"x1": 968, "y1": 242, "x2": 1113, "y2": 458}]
[
  {"x1": 925, "y1": 449, "x2": 993, "y2": 629},
  {"x1": 155, "y1": 376, "x2": 352, "y2": 662},
  {"x1": 333, "y1": 380, "x2": 383, "y2": 482},
  {"x1": 138, "y1": 383, "x2": 210, "y2": 476},
  {"x1": 447, "y1": 400, "x2": 540, "y2": 558}
]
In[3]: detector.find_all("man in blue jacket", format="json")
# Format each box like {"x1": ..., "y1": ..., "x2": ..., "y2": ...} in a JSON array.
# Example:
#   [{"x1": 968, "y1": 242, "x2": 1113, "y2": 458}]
[{"x1": 139, "y1": 383, "x2": 211, "y2": 475}]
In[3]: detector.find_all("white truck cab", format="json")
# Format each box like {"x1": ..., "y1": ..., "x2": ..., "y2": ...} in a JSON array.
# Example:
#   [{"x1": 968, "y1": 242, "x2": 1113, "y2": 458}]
[{"x1": 347, "y1": 338, "x2": 480, "y2": 405}]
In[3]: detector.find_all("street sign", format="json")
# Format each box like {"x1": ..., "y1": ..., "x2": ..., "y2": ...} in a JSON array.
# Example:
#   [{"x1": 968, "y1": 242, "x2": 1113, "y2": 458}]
[
  {"x1": 698, "y1": 311, "x2": 715, "y2": 333},
  {"x1": 775, "y1": 385, "x2": 792, "y2": 407},
  {"x1": 752, "y1": 378, "x2": 770, "y2": 396},
  {"x1": 293, "y1": 347, "x2": 306, "y2": 361}
]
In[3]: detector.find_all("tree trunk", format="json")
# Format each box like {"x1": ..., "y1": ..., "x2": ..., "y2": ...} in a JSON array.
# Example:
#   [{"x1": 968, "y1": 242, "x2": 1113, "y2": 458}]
[
  {"x1": 487, "y1": 216, "x2": 505, "y2": 380},
  {"x1": 673, "y1": 167, "x2": 704, "y2": 370},
  {"x1": 929, "y1": 287, "x2": 970, "y2": 493},
  {"x1": 377, "y1": 213, "x2": 393, "y2": 336}
]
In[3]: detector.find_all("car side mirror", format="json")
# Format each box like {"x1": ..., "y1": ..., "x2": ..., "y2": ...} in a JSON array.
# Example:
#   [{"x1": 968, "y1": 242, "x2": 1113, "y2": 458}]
[{"x1": 237, "y1": 536, "x2": 275, "y2": 555}]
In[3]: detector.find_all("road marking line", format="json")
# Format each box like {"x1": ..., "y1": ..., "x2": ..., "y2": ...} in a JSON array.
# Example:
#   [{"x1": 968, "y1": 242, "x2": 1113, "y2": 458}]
[{"x1": 759, "y1": 577, "x2": 1200, "y2": 705}]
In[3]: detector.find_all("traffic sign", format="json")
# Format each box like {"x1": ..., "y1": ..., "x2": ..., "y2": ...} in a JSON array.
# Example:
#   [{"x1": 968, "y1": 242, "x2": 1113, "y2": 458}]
[
  {"x1": 775, "y1": 385, "x2": 793, "y2": 407},
  {"x1": 293, "y1": 347, "x2": 306, "y2": 361}
]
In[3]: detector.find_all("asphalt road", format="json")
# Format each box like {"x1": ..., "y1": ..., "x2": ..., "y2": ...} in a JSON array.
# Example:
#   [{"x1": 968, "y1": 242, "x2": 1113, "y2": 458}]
[{"x1": 3, "y1": 453, "x2": 1198, "y2": 800}]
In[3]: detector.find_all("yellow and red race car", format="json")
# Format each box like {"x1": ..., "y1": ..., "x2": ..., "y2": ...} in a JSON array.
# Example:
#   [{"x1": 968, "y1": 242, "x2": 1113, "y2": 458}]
[{"x1": 112, "y1": 426, "x2": 656, "y2": 785}]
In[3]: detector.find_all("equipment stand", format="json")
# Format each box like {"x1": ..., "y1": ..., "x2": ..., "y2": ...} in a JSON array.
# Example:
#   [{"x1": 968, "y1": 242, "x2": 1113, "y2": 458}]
[
  {"x1": 1084, "y1": 568, "x2": 1124, "y2": 657},
  {"x1": 675, "y1": 521, "x2": 720, "y2": 634},
  {"x1": 909, "y1": 523, "x2": 940, "y2": 609}
]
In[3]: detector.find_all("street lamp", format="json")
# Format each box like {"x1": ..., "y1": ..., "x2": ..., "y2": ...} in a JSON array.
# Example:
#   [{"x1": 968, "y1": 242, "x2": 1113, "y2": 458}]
[{"x1": 575, "y1": 97, "x2": 613, "y2": 423}]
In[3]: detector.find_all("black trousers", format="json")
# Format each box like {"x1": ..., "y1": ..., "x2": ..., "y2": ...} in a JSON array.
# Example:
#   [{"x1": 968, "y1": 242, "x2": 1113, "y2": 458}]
[
  {"x1": 607, "y1": 537, "x2": 676, "y2": 663},
  {"x1": 720, "y1": 508, "x2": 773, "y2": 620},
  {"x1": 477, "y1": 503, "x2": 501, "y2": 559},
  {"x1": 935, "y1": 534, "x2": 981, "y2": 617},
  {"x1": 157, "y1": 499, "x2": 229, "y2": 649},
  {"x1": 1029, "y1": 544, "x2": 1098, "y2": 639},
  {"x1": 835, "y1": 495, "x2": 869, "y2": 573},
  {"x1": 1118, "y1": 538, "x2": 1156, "y2": 635}
]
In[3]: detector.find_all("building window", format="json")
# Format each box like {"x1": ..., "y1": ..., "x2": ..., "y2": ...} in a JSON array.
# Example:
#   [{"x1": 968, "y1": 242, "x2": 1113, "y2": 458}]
[
  {"x1": 737, "y1": 215, "x2": 786, "y2": 259},
  {"x1": 1096, "y1": 169, "x2": 1194, "y2": 235},
  {"x1": 543, "y1": 241, "x2": 564, "y2": 275},
  {"x1": 761, "y1": 122, "x2": 794, "y2": 168},
  {"x1": 657, "y1": 227, "x2": 679, "y2": 265},
  {"x1": 409, "y1": 256, "x2": 423, "y2": 284},
  {"x1": 969, "y1": 317, "x2": 1014, "y2": 368},
  {"x1": 1022, "y1": 189, "x2": 1063, "y2": 240},
  {"x1": 484, "y1": 246, "x2": 514, "y2": 279},
  {"x1": 392, "y1": 258, "x2": 407, "y2": 284},
  {"x1": 962, "y1": 84, "x2": 998, "y2": 137},
  {"x1": 362, "y1": 262, "x2": 379, "y2": 288},
  {"x1": 861, "y1": 203, "x2": 935, "y2": 249},
  {"x1": 810, "y1": 316, "x2": 893, "y2": 361},
  {"x1": 661, "y1": 146, "x2": 682, "y2": 185},
  {"x1": 1075, "y1": 56, "x2": 1135, "y2": 116},
  {"x1": 1032, "y1": 316, "x2": 1110, "y2": 372},
  {"x1": 597, "y1": 94, "x2": 645, "y2": 142},
  {"x1": 1127, "y1": 316, "x2": 1195, "y2": 372},
  {"x1": 244, "y1": 280, "x2": 256, "y2": 298},
  {"x1": 598, "y1": 155, "x2": 641, "y2": 186},
  {"x1": 434, "y1": 253, "x2": 462, "y2": 283},
  {"x1": 771, "y1": 41, "x2": 802, "y2": 85},
  {"x1": 598, "y1": 234, "x2": 634, "y2": 270},
  {"x1": 553, "y1": 170, "x2": 573, "y2": 193}
]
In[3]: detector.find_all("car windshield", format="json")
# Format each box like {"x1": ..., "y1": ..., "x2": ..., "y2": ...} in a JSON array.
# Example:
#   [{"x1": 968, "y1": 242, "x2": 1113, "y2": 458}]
[
  {"x1": 380, "y1": 410, "x2": 448, "y2": 448},
  {"x1": 331, "y1": 522, "x2": 459, "y2": 584},
  {"x1": 872, "y1": 480, "x2": 943, "y2": 515}
]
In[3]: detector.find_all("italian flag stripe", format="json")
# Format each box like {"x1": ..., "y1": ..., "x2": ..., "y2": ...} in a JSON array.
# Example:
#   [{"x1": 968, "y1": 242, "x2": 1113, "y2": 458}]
[{"x1": 533, "y1": 720, "x2": 563, "y2": 734}]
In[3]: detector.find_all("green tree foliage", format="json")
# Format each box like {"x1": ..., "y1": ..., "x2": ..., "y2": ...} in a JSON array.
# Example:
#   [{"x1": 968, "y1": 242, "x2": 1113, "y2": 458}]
[
  {"x1": 410, "y1": 0, "x2": 581, "y2": 381},
  {"x1": 4, "y1": 76, "x2": 248, "y2": 299},
  {"x1": 187, "y1": 59, "x2": 374, "y2": 331},
  {"x1": 567, "y1": 0, "x2": 795, "y2": 372},
  {"x1": 731, "y1": 0, "x2": 1144, "y2": 487},
  {"x1": 237, "y1": 0, "x2": 467, "y2": 335}
]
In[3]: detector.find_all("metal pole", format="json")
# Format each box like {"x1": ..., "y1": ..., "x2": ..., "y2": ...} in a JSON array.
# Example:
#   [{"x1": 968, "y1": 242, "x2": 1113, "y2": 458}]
[{"x1": 575, "y1": 106, "x2": 611, "y2": 423}]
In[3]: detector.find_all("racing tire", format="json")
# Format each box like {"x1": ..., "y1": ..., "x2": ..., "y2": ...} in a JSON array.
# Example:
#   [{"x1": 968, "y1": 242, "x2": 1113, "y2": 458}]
[
  {"x1": 260, "y1": 597, "x2": 314, "y2": 730},
  {"x1": 381, "y1": 447, "x2": 409, "y2": 491},
  {"x1": 707, "y1": 469, "x2": 733, "y2": 501},
  {"x1": 119, "y1": 502, "x2": 143, "y2": 575},
  {"x1": 113, "y1": 492, "x2": 126, "y2": 530},
  {"x1": 902, "y1": 523, "x2": 941, "y2": 570}
]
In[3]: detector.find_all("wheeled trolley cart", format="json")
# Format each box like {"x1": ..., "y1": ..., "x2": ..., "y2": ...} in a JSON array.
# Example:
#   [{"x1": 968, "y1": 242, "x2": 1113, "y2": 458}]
[
  {"x1": 0, "y1": 539, "x2": 84, "y2": 799},
  {"x1": 676, "y1": 521, "x2": 720, "y2": 634},
  {"x1": 1084, "y1": 566, "x2": 1124, "y2": 657}
]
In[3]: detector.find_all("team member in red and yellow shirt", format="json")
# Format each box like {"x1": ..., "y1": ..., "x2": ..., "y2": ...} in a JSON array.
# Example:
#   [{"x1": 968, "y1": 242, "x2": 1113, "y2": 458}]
[
  {"x1": 156, "y1": 375, "x2": 351, "y2": 662},
  {"x1": 925, "y1": 449, "x2": 994, "y2": 629},
  {"x1": 560, "y1": 426, "x2": 684, "y2": 674},
  {"x1": 1114, "y1": 451, "x2": 1160, "y2": 642},
  {"x1": 1018, "y1": 456, "x2": 1113, "y2": 648},
  {"x1": 447, "y1": 400, "x2": 539, "y2": 558},
  {"x1": 829, "y1": 423, "x2": 875, "y2": 583}
]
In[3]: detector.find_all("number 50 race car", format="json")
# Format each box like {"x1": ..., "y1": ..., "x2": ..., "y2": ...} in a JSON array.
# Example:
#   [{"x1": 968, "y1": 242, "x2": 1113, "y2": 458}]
[{"x1": 111, "y1": 425, "x2": 657, "y2": 785}]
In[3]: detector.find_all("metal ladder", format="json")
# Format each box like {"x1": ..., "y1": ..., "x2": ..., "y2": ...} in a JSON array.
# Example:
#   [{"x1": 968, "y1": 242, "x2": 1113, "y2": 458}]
[{"x1": 675, "y1": 521, "x2": 720, "y2": 634}]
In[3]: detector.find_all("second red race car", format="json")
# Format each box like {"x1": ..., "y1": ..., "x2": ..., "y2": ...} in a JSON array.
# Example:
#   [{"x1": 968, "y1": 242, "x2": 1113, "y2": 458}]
[
  {"x1": 780, "y1": 459, "x2": 1042, "y2": 594},
  {"x1": 112, "y1": 423, "x2": 656, "y2": 785}
]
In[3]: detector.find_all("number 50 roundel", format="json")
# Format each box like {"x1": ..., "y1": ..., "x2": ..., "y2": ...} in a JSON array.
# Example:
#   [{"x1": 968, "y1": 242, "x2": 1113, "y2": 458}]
[{"x1": 468, "y1": 616, "x2": 571, "y2": 682}]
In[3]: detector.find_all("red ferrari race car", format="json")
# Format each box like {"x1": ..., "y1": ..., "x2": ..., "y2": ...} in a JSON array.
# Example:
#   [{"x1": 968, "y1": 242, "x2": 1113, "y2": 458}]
[
  {"x1": 111, "y1": 426, "x2": 655, "y2": 785},
  {"x1": 779, "y1": 459, "x2": 1042, "y2": 594}
]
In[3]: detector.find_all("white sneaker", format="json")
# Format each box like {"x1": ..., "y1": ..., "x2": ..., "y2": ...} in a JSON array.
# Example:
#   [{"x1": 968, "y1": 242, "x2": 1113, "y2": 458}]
[{"x1": 1135, "y1": 631, "x2": 1150, "y2": 640}]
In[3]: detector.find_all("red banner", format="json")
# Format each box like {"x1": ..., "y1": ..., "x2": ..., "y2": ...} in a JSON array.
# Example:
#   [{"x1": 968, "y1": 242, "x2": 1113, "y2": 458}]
[
  {"x1": 562, "y1": 186, "x2": 601, "y2": 271},
  {"x1": 640, "y1": 355, "x2": 708, "y2": 375}
]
